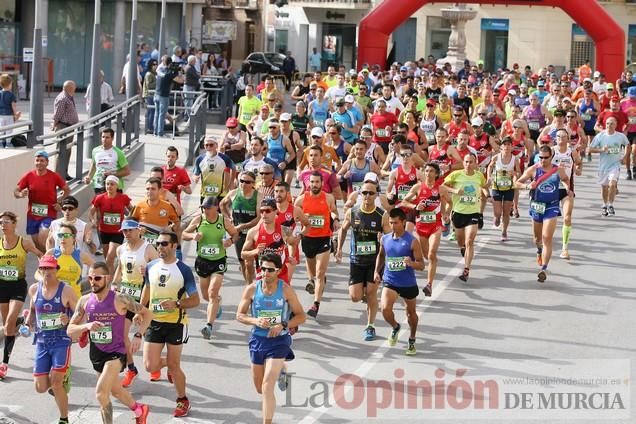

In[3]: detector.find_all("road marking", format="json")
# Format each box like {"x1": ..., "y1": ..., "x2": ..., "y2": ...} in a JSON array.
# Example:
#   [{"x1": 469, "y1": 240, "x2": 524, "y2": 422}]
[
  {"x1": 64, "y1": 407, "x2": 122, "y2": 424},
  {"x1": 298, "y1": 237, "x2": 491, "y2": 424}
]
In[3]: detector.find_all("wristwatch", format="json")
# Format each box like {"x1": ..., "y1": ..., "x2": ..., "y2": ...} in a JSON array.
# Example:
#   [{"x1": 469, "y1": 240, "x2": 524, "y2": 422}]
[
  {"x1": 281, "y1": 321, "x2": 288, "y2": 330},
  {"x1": 175, "y1": 300, "x2": 182, "y2": 309},
  {"x1": 133, "y1": 332, "x2": 143, "y2": 339}
]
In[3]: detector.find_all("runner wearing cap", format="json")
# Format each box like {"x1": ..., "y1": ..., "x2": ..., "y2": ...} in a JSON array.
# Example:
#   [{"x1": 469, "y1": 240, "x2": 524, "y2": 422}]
[
  {"x1": 345, "y1": 94, "x2": 364, "y2": 134},
  {"x1": 236, "y1": 252, "x2": 306, "y2": 424},
  {"x1": 280, "y1": 113, "x2": 303, "y2": 184},
  {"x1": 25, "y1": 255, "x2": 77, "y2": 424},
  {"x1": 67, "y1": 262, "x2": 152, "y2": 424},
  {"x1": 193, "y1": 136, "x2": 235, "y2": 204},
  {"x1": 129, "y1": 177, "x2": 180, "y2": 247},
  {"x1": 0, "y1": 211, "x2": 42, "y2": 380},
  {"x1": 265, "y1": 119, "x2": 296, "y2": 185},
  {"x1": 237, "y1": 84, "x2": 262, "y2": 132},
  {"x1": 576, "y1": 89, "x2": 600, "y2": 163},
  {"x1": 486, "y1": 137, "x2": 520, "y2": 240},
  {"x1": 112, "y1": 219, "x2": 158, "y2": 387},
  {"x1": 343, "y1": 172, "x2": 388, "y2": 216},
  {"x1": 331, "y1": 98, "x2": 357, "y2": 144},
  {"x1": 83, "y1": 127, "x2": 130, "y2": 195},
  {"x1": 220, "y1": 117, "x2": 248, "y2": 181},
  {"x1": 14, "y1": 150, "x2": 70, "y2": 252},
  {"x1": 89, "y1": 176, "x2": 132, "y2": 271},
  {"x1": 297, "y1": 127, "x2": 341, "y2": 172}
]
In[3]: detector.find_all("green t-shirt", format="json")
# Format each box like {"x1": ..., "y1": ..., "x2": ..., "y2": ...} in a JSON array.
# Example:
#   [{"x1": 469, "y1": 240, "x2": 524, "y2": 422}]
[
  {"x1": 444, "y1": 170, "x2": 486, "y2": 215},
  {"x1": 91, "y1": 145, "x2": 128, "y2": 189},
  {"x1": 237, "y1": 96, "x2": 262, "y2": 126}
]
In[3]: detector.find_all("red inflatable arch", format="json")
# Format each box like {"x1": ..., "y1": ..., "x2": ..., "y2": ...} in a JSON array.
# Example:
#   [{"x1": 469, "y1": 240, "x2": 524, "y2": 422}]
[{"x1": 358, "y1": 0, "x2": 625, "y2": 81}]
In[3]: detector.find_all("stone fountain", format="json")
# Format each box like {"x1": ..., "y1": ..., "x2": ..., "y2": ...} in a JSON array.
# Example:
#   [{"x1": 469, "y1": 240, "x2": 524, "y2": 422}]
[{"x1": 436, "y1": 3, "x2": 478, "y2": 72}]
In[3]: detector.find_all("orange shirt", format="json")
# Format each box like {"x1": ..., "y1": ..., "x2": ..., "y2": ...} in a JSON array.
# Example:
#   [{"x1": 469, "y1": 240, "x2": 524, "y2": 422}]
[
  {"x1": 298, "y1": 144, "x2": 341, "y2": 171},
  {"x1": 302, "y1": 191, "x2": 332, "y2": 238},
  {"x1": 130, "y1": 199, "x2": 179, "y2": 231}
]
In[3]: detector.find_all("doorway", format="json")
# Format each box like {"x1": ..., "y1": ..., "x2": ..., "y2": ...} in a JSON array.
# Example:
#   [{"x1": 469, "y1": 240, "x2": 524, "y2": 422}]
[
  {"x1": 321, "y1": 23, "x2": 357, "y2": 70},
  {"x1": 480, "y1": 19, "x2": 509, "y2": 72},
  {"x1": 392, "y1": 18, "x2": 417, "y2": 64}
]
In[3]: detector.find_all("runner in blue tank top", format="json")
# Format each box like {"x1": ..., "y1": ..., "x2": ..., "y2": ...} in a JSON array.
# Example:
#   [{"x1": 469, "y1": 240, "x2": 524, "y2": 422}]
[
  {"x1": 515, "y1": 145, "x2": 570, "y2": 283},
  {"x1": 68, "y1": 262, "x2": 153, "y2": 423},
  {"x1": 26, "y1": 255, "x2": 77, "y2": 424},
  {"x1": 237, "y1": 253, "x2": 306, "y2": 424},
  {"x1": 374, "y1": 208, "x2": 425, "y2": 356}
]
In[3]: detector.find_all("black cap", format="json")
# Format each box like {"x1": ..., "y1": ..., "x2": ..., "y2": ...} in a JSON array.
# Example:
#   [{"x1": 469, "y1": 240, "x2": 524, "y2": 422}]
[
  {"x1": 201, "y1": 196, "x2": 220, "y2": 208},
  {"x1": 260, "y1": 198, "x2": 277, "y2": 209}
]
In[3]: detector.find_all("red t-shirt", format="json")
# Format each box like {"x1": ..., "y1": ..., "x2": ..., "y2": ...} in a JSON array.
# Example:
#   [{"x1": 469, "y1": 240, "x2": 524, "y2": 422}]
[
  {"x1": 299, "y1": 167, "x2": 339, "y2": 193},
  {"x1": 370, "y1": 112, "x2": 398, "y2": 144},
  {"x1": 161, "y1": 165, "x2": 191, "y2": 203},
  {"x1": 17, "y1": 170, "x2": 66, "y2": 220},
  {"x1": 91, "y1": 192, "x2": 132, "y2": 234},
  {"x1": 597, "y1": 110, "x2": 628, "y2": 132}
]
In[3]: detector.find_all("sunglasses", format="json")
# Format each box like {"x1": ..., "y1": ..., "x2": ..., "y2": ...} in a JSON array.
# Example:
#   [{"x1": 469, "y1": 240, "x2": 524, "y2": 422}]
[
  {"x1": 426, "y1": 104, "x2": 434, "y2": 108},
  {"x1": 454, "y1": 115, "x2": 463, "y2": 118},
  {"x1": 268, "y1": 99, "x2": 276, "y2": 102},
  {"x1": 156, "y1": 241, "x2": 172, "y2": 247},
  {"x1": 566, "y1": 116, "x2": 576, "y2": 119},
  {"x1": 38, "y1": 266, "x2": 55, "y2": 270},
  {"x1": 361, "y1": 191, "x2": 376, "y2": 196},
  {"x1": 311, "y1": 135, "x2": 322, "y2": 139},
  {"x1": 261, "y1": 267, "x2": 278, "y2": 273},
  {"x1": 260, "y1": 208, "x2": 274, "y2": 214},
  {"x1": 227, "y1": 126, "x2": 237, "y2": 129},
  {"x1": 240, "y1": 179, "x2": 254, "y2": 184},
  {"x1": 259, "y1": 172, "x2": 273, "y2": 175},
  {"x1": 57, "y1": 233, "x2": 74, "y2": 239},
  {"x1": 310, "y1": 88, "x2": 316, "y2": 91},
  {"x1": 477, "y1": 113, "x2": 486, "y2": 116},
  {"x1": 396, "y1": 131, "x2": 406, "y2": 135},
  {"x1": 88, "y1": 275, "x2": 107, "y2": 281},
  {"x1": 328, "y1": 132, "x2": 338, "y2": 135},
  {"x1": 539, "y1": 156, "x2": 552, "y2": 160},
  {"x1": 401, "y1": 153, "x2": 413, "y2": 157}
]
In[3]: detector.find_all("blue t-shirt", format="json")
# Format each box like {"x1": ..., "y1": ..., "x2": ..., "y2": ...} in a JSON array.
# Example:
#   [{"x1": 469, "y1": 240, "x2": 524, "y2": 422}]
[
  {"x1": 590, "y1": 131, "x2": 628, "y2": 174},
  {"x1": 0, "y1": 90, "x2": 15, "y2": 116}
]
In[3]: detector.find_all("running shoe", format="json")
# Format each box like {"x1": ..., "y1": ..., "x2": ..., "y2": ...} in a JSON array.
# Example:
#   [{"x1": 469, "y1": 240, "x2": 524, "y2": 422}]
[
  {"x1": 62, "y1": 365, "x2": 72, "y2": 394},
  {"x1": 307, "y1": 304, "x2": 319, "y2": 319},
  {"x1": 277, "y1": 367, "x2": 290, "y2": 391},
  {"x1": 405, "y1": 339, "x2": 416, "y2": 356},
  {"x1": 560, "y1": 249, "x2": 570, "y2": 260},
  {"x1": 0, "y1": 363, "x2": 7, "y2": 379},
  {"x1": 608, "y1": 205, "x2": 615, "y2": 216},
  {"x1": 149, "y1": 370, "x2": 161, "y2": 381},
  {"x1": 501, "y1": 233, "x2": 508, "y2": 242},
  {"x1": 448, "y1": 231, "x2": 456, "y2": 241},
  {"x1": 458, "y1": 268, "x2": 470, "y2": 282},
  {"x1": 493, "y1": 216, "x2": 501, "y2": 228},
  {"x1": 363, "y1": 326, "x2": 376, "y2": 341},
  {"x1": 173, "y1": 398, "x2": 191, "y2": 418},
  {"x1": 537, "y1": 269, "x2": 547, "y2": 283},
  {"x1": 422, "y1": 283, "x2": 432, "y2": 297},
  {"x1": 121, "y1": 369, "x2": 138, "y2": 388},
  {"x1": 388, "y1": 324, "x2": 400, "y2": 346},
  {"x1": 200, "y1": 324, "x2": 213, "y2": 340},
  {"x1": 601, "y1": 206, "x2": 609, "y2": 217},
  {"x1": 513, "y1": 208, "x2": 520, "y2": 218},
  {"x1": 305, "y1": 279, "x2": 315, "y2": 295},
  {"x1": 135, "y1": 403, "x2": 149, "y2": 424}
]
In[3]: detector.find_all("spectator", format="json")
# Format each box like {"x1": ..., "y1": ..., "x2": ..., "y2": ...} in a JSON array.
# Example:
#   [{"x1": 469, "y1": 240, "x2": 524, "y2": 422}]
[
  {"x1": 282, "y1": 51, "x2": 297, "y2": 91},
  {"x1": 52, "y1": 80, "x2": 79, "y2": 180},
  {"x1": 84, "y1": 70, "x2": 115, "y2": 113},
  {"x1": 120, "y1": 52, "x2": 142, "y2": 95},
  {"x1": 183, "y1": 55, "x2": 201, "y2": 120},
  {"x1": 309, "y1": 47, "x2": 321, "y2": 72},
  {"x1": 154, "y1": 55, "x2": 183, "y2": 137},
  {"x1": 0, "y1": 74, "x2": 21, "y2": 148},
  {"x1": 143, "y1": 59, "x2": 158, "y2": 134}
]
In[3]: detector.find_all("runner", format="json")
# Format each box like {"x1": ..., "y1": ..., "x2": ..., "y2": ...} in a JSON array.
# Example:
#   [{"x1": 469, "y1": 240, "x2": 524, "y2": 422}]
[
  {"x1": 141, "y1": 231, "x2": 200, "y2": 417},
  {"x1": 294, "y1": 172, "x2": 339, "y2": 319},
  {"x1": 14, "y1": 150, "x2": 70, "y2": 252},
  {"x1": 67, "y1": 262, "x2": 152, "y2": 423},
  {"x1": 298, "y1": 145, "x2": 344, "y2": 200},
  {"x1": 553, "y1": 129, "x2": 582, "y2": 259},
  {"x1": 129, "y1": 177, "x2": 180, "y2": 247},
  {"x1": 220, "y1": 171, "x2": 261, "y2": 284},
  {"x1": 83, "y1": 127, "x2": 130, "y2": 195},
  {"x1": 25, "y1": 255, "x2": 77, "y2": 424},
  {"x1": 0, "y1": 211, "x2": 42, "y2": 379},
  {"x1": 515, "y1": 145, "x2": 570, "y2": 282},
  {"x1": 220, "y1": 117, "x2": 248, "y2": 182},
  {"x1": 242, "y1": 137, "x2": 282, "y2": 186},
  {"x1": 280, "y1": 113, "x2": 303, "y2": 184},
  {"x1": 386, "y1": 142, "x2": 423, "y2": 233},
  {"x1": 337, "y1": 139, "x2": 382, "y2": 194},
  {"x1": 336, "y1": 181, "x2": 389, "y2": 340},
  {"x1": 589, "y1": 117, "x2": 629, "y2": 216},
  {"x1": 486, "y1": 137, "x2": 520, "y2": 241},
  {"x1": 236, "y1": 252, "x2": 306, "y2": 424},
  {"x1": 265, "y1": 119, "x2": 296, "y2": 185},
  {"x1": 182, "y1": 197, "x2": 239, "y2": 339},
  {"x1": 374, "y1": 208, "x2": 425, "y2": 356},
  {"x1": 112, "y1": 219, "x2": 158, "y2": 386},
  {"x1": 193, "y1": 136, "x2": 234, "y2": 204},
  {"x1": 401, "y1": 162, "x2": 446, "y2": 296},
  {"x1": 161, "y1": 146, "x2": 193, "y2": 204},
  {"x1": 442, "y1": 153, "x2": 488, "y2": 282},
  {"x1": 274, "y1": 182, "x2": 309, "y2": 282}
]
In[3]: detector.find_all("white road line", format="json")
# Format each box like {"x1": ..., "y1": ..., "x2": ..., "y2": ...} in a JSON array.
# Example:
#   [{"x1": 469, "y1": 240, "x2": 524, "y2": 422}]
[{"x1": 297, "y1": 237, "x2": 492, "y2": 424}]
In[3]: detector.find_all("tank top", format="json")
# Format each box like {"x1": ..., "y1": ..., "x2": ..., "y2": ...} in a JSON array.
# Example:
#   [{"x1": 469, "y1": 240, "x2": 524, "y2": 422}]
[
  {"x1": 448, "y1": 121, "x2": 469, "y2": 141},
  {"x1": 334, "y1": 141, "x2": 348, "y2": 164},
  {"x1": 276, "y1": 202, "x2": 296, "y2": 229},
  {"x1": 552, "y1": 147, "x2": 574, "y2": 190},
  {"x1": 364, "y1": 143, "x2": 379, "y2": 164},
  {"x1": 302, "y1": 191, "x2": 332, "y2": 238},
  {"x1": 414, "y1": 181, "x2": 442, "y2": 228},
  {"x1": 579, "y1": 100, "x2": 597, "y2": 131},
  {"x1": 118, "y1": 241, "x2": 149, "y2": 301},
  {"x1": 492, "y1": 154, "x2": 516, "y2": 191},
  {"x1": 349, "y1": 205, "x2": 384, "y2": 265},
  {"x1": 231, "y1": 190, "x2": 258, "y2": 234},
  {"x1": 255, "y1": 223, "x2": 289, "y2": 284},
  {"x1": 54, "y1": 247, "x2": 83, "y2": 299},
  {"x1": 567, "y1": 124, "x2": 580, "y2": 148},
  {"x1": 525, "y1": 104, "x2": 545, "y2": 131},
  {"x1": 196, "y1": 214, "x2": 226, "y2": 261},
  {"x1": 511, "y1": 136, "x2": 526, "y2": 158},
  {"x1": 381, "y1": 232, "x2": 417, "y2": 287},
  {"x1": 251, "y1": 280, "x2": 290, "y2": 337},
  {"x1": 429, "y1": 143, "x2": 453, "y2": 176},
  {"x1": 311, "y1": 99, "x2": 329, "y2": 128},
  {"x1": 395, "y1": 164, "x2": 418, "y2": 204},
  {"x1": 222, "y1": 131, "x2": 246, "y2": 164},
  {"x1": 532, "y1": 165, "x2": 561, "y2": 206},
  {"x1": 0, "y1": 236, "x2": 26, "y2": 281},
  {"x1": 266, "y1": 133, "x2": 286, "y2": 163},
  {"x1": 469, "y1": 133, "x2": 492, "y2": 166},
  {"x1": 419, "y1": 116, "x2": 437, "y2": 144},
  {"x1": 291, "y1": 114, "x2": 309, "y2": 144},
  {"x1": 348, "y1": 159, "x2": 371, "y2": 193},
  {"x1": 85, "y1": 290, "x2": 126, "y2": 354},
  {"x1": 34, "y1": 281, "x2": 71, "y2": 346}
]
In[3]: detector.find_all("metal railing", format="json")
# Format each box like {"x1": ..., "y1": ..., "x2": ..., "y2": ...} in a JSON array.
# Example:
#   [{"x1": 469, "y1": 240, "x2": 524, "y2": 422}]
[
  {"x1": 0, "y1": 120, "x2": 35, "y2": 146},
  {"x1": 187, "y1": 93, "x2": 208, "y2": 167}
]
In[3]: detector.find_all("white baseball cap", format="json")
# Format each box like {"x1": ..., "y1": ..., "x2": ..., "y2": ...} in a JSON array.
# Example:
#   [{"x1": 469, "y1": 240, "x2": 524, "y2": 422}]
[
  {"x1": 310, "y1": 127, "x2": 324, "y2": 137},
  {"x1": 471, "y1": 117, "x2": 484, "y2": 127},
  {"x1": 363, "y1": 172, "x2": 379, "y2": 183}
]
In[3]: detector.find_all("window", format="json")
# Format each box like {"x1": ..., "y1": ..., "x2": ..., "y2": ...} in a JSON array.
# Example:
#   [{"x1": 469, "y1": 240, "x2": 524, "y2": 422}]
[
  {"x1": 275, "y1": 29, "x2": 288, "y2": 55},
  {"x1": 570, "y1": 24, "x2": 594, "y2": 70}
]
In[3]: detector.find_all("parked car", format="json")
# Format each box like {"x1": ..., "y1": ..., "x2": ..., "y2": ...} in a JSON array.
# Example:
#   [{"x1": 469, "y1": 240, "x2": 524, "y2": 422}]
[{"x1": 244, "y1": 52, "x2": 286, "y2": 74}]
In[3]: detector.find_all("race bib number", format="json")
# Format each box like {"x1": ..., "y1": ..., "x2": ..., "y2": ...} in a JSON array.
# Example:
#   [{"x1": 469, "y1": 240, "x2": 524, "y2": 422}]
[
  {"x1": 607, "y1": 146, "x2": 621, "y2": 155},
  {"x1": 201, "y1": 245, "x2": 221, "y2": 257},
  {"x1": 386, "y1": 256, "x2": 407, "y2": 272},
  {"x1": 309, "y1": 215, "x2": 325, "y2": 228},
  {"x1": 581, "y1": 113, "x2": 591, "y2": 121},
  {"x1": 119, "y1": 282, "x2": 142, "y2": 300},
  {"x1": 0, "y1": 266, "x2": 19, "y2": 281},
  {"x1": 39, "y1": 313, "x2": 64, "y2": 330},
  {"x1": 142, "y1": 231, "x2": 158, "y2": 245},
  {"x1": 397, "y1": 187, "x2": 411, "y2": 201},
  {"x1": 352, "y1": 182, "x2": 363, "y2": 192},
  {"x1": 93, "y1": 172, "x2": 105, "y2": 188},
  {"x1": 496, "y1": 172, "x2": 512, "y2": 189},
  {"x1": 103, "y1": 213, "x2": 121, "y2": 225},
  {"x1": 418, "y1": 211, "x2": 436, "y2": 224},
  {"x1": 204, "y1": 185, "x2": 219, "y2": 194},
  {"x1": 90, "y1": 324, "x2": 113, "y2": 344},
  {"x1": 375, "y1": 128, "x2": 387, "y2": 138},
  {"x1": 151, "y1": 298, "x2": 173, "y2": 315},
  {"x1": 530, "y1": 201, "x2": 546, "y2": 215},
  {"x1": 459, "y1": 195, "x2": 476, "y2": 204},
  {"x1": 31, "y1": 203, "x2": 48, "y2": 217},
  {"x1": 355, "y1": 241, "x2": 376, "y2": 255},
  {"x1": 257, "y1": 309, "x2": 282, "y2": 325},
  {"x1": 425, "y1": 132, "x2": 434, "y2": 143},
  {"x1": 241, "y1": 112, "x2": 252, "y2": 122},
  {"x1": 528, "y1": 121, "x2": 540, "y2": 131}
]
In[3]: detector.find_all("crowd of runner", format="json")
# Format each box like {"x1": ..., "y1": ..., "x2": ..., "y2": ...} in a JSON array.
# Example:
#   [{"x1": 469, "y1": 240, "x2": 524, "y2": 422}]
[{"x1": 0, "y1": 59, "x2": 634, "y2": 424}]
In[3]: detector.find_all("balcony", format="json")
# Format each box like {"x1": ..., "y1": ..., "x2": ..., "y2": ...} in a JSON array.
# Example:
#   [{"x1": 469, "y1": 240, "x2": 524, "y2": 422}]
[
  {"x1": 206, "y1": 0, "x2": 259, "y2": 9},
  {"x1": 288, "y1": 0, "x2": 372, "y2": 9}
]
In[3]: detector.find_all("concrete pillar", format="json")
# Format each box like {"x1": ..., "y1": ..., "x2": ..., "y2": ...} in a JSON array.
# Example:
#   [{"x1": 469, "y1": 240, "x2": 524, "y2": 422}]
[
  {"x1": 113, "y1": 0, "x2": 126, "y2": 90},
  {"x1": 191, "y1": 3, "x2": 203, "y2": 49}
]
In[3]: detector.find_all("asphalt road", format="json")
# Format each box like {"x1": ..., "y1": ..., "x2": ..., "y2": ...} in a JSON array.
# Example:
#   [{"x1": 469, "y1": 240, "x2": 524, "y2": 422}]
[{"x1": 1, "y1": 134, "x2": 634, "y2": 423}]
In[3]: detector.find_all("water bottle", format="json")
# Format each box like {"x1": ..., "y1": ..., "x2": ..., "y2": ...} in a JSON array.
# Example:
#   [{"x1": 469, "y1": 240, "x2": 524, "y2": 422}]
[{"x1": 19, "y1": 324, "x2": 31, "y2": 338}]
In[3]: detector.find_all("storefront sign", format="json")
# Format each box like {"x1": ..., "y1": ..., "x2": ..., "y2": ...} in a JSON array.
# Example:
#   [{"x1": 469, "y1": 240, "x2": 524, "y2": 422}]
[
  {"x1": 23, "y1": 47, "x2": 33, "y2": 63},
  {"x1": 203, "y1": 21, "x2": 237, "y2": 43}
]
